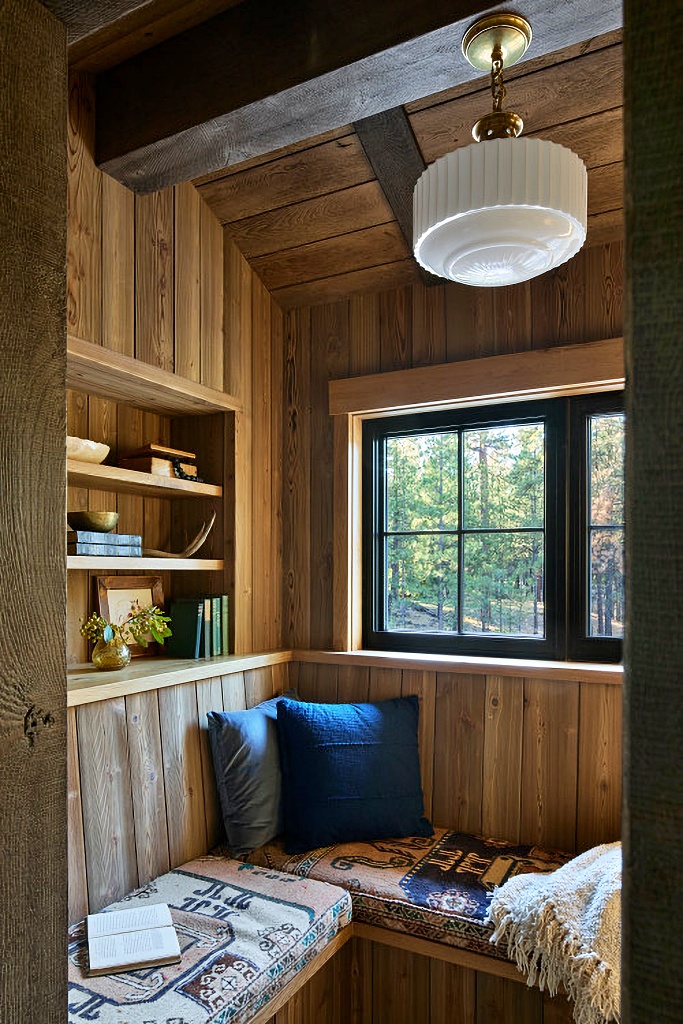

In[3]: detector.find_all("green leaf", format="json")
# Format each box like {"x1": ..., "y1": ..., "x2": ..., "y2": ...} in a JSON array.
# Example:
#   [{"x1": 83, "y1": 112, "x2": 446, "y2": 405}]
[{"x1": 103, "y1": 624, "x2": 114, "y2": 642}]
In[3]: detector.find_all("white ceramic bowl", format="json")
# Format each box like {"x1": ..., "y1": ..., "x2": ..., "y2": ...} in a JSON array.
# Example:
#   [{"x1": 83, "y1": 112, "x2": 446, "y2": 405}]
[{"x1": 66, "y1": 436, "x2": 110, "y2": 464}]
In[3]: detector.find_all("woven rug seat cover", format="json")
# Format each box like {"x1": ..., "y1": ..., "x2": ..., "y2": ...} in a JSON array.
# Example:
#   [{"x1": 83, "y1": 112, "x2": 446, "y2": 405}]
[
  {"x1": 68, "y1": 856, "x2": 352, "y2": 1024},
  {"x1": 249, "y1": 828, "x2": 569, "y2": 958}
]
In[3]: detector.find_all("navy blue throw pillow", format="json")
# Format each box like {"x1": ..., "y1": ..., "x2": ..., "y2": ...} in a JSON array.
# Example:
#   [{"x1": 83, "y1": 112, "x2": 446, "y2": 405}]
[
  {"x1": 207, "y1": 691, "x2": 296, "y2": 857},
  {"x1": 276, "y1": 696, "x2": 433, "y2": 854}
]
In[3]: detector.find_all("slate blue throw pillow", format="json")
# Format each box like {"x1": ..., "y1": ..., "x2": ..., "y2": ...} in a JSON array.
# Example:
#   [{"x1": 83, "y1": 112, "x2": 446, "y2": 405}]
[
  {"x1": 276, "y1": 696, "x2": 433, "y2": 854},
  {"x1": 207, "y1": 691, "x2": 296, "y2": 857}
]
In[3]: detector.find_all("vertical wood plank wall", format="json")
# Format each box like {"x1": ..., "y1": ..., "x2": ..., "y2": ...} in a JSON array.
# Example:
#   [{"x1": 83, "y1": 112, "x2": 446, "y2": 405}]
[
  {"x1": 282, "y1": 243, "x2": 624, "y2": 649},
  {"x1": 66, "y1": 72, "x2": 283, "y2": 660}
]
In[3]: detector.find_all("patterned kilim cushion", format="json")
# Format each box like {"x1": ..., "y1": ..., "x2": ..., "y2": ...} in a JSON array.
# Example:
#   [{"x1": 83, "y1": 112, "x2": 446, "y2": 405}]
[
  {"x1": 68, "y1": 857, "x2": 352, "y2": 1024},
  {"x1": 249, "y1": 828, "x2": 570, "y2": 958}
]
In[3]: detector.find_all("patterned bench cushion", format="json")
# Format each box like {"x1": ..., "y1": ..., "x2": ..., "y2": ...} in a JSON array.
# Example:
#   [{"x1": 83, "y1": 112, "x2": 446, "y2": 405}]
[
  {"x1": 68, "y1": 856, "x2": 352, "y2": 1024},
  {"x1": 249, "y1": 828, "x2": 569, "y2": 959}
]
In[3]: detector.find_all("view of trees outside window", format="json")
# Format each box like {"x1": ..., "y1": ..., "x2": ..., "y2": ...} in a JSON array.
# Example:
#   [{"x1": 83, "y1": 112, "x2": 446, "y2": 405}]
[
  {"x1": 588, "y1": 412, "x2": 625, "y2": 637},
  {"x1": 385, "y1": 423, "x2": 545, "y2": 636}
]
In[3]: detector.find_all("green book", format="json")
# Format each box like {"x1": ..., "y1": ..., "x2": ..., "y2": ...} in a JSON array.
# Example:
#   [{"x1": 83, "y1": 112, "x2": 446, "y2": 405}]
[
  {"x1": 211, "y1": 596, "x2": 221, "y2": 657},
  {"x1": 166, "y1": 599, "x2": 203, "y2": 659},
  {"x1": 202, "y1": 598, "x2": 212, "y2": 658},
  {"x1": 220, "y1": 594, "x2": 229, "y2": 655}
]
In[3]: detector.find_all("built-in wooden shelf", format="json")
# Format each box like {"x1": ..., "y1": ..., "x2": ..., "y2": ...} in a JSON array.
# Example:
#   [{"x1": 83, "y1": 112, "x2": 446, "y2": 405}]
[
  {"x1": 67, "y1": 650, "x2": 291, "y2": 706},
  {"x1": 67, "y1": 334, "x2": 242, "y2": 416},
  {"x1": 67, "y1": 555, "x2": 224, "y2": 570},
  {"x1": 67, "y1": 458, "x2": 223, "y2": 499}
]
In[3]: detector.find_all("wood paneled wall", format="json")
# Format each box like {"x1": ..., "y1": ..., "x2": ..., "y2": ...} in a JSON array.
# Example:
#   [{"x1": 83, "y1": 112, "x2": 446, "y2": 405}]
[
  {"x1": 68, "y1": 662, "x2": 289, "y2": 922},
  {"x1": 282, "y1": 242, "x2": 624, "y2": 648},
  {"x1": 66, "y1": 72, "x2": 283, "y2": 659}
]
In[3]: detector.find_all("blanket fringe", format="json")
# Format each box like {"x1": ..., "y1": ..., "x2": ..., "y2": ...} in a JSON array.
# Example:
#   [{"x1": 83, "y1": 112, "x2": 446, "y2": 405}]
[{"x1": 490, "y1": 897, "x2": 620, "y2": 1024}]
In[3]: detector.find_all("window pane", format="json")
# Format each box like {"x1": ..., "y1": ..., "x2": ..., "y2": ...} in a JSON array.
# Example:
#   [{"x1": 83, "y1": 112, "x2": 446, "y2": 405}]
[
  {"x1": 387, "y1": 433, "x2": 459, "y2": 532},
  {"x1": 589, "y1": 528, "x2": 624, "y2": 637},
  {"x1": 590, "y1": 413, "x2": 625, "y2": 526},
  {"x1": 385, "y1": 534, "x2": 459, "y2": 632},
  {"x1": 462, "y1": 532, "x2": 544, "y2": 636},
  {"x1": 463, "y1": 424, "x2": 544, "y2": 529}
]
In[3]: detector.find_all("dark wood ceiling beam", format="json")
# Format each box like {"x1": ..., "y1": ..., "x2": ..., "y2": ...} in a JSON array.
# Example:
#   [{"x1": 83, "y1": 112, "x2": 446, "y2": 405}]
[
  {"x1": 353, "y1": 108, "x2": 433, "y2": 286},
  {"x1": 95, "y1": 0, "x2": 622, "y2": 192}
]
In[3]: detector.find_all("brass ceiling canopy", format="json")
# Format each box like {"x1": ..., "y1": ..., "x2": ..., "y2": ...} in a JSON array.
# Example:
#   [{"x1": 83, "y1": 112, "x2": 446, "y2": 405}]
[
  {"x1": 462, "y1": 13, "x2": 532, "y2": 141},
  {"x1": 461, "y1": 13, "x2": 532, "y2": 72}
]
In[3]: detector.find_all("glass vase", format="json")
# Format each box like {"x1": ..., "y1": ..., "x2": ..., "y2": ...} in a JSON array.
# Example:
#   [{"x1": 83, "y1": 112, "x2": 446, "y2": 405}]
[{"x1": 91, "y1": 637, "x2": 131, "y2": 671}]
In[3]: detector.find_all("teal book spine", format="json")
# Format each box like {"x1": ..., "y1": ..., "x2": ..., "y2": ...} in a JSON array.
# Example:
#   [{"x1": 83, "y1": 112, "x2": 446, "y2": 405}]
[
  {"x1": 220, "y1": 595, "x2": 229, "y2": 655},
  {"x1": 211, "y1": 597, "x2": 221, "y2": 657},
  {"x1": 203, "y1": 598, "x2": 212, "y2": 657}
]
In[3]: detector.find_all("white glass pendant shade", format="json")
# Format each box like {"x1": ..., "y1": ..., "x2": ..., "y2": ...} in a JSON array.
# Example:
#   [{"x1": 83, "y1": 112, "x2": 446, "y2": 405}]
[{"x1": 413, "y1": 138, "x2": 587, "y2": 287}]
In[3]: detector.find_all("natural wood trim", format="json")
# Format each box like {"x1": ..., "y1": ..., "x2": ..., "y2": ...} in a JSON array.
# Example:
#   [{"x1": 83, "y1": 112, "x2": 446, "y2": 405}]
[
  {"x1": 328, "y1": 337, "x2": 625, "y2": 416},
  {"x1": 293, "y1": 649, "x2": 623, "y2": 685},
  {"x1": 67, "y1": 458, "x2": 223, "y2": 498},
  {"x1": 352, "y1": 923, "x2": 523, "y2": 982},
  {"x1": 67, "y1": 650, "x2": 292, "y2": 707},
  {"x1": 67, "y1": 555, "x2": 224, "y2": 571},
  {"x1": 67, "y1": 646, "x2": 622, "y2": 707},
  {"x1": 67, "y1": 334, "x2": 241, "y2": 415}
]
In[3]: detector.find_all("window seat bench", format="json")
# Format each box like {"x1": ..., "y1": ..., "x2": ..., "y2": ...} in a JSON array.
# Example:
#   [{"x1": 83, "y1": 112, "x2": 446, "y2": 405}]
[
  {"x1": 67, "y1": 829, "x2": 574, "y2": 1024},
  {"x1": 67, "y1": 856, "x2": 352, "y2": 1024}
]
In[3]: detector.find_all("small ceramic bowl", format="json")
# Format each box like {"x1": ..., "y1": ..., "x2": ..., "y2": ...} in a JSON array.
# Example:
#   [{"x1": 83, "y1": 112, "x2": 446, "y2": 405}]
[
  {"x1": 66, "y1": 436, "x2": 110, "y2": 464},
  {"x1": 67, "y1": 510, "x2": 120, "y2": 533}
]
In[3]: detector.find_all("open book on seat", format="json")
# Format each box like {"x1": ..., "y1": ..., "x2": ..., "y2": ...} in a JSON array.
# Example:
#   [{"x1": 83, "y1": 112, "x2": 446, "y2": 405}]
[{"x1": 87, "y1": 902, "x2": 181, "y2": 976}]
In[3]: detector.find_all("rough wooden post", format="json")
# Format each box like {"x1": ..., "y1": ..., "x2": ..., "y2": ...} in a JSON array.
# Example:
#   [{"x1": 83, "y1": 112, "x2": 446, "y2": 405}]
[
  {"x1": 623, "y1": 0, "x2": 683, "y2": 1019},
  {"x1": 0, "y1": 1, "x2": 67, "y2": 1019}
]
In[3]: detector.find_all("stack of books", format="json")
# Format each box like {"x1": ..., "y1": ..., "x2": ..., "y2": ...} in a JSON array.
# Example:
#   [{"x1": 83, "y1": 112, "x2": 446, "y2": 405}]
[
  {"x1": 166, "y1": 595, "x2": 229, "y2": 659},
  {"x1": 67, "y1": 531, "x2": 143, "y2": 557}
]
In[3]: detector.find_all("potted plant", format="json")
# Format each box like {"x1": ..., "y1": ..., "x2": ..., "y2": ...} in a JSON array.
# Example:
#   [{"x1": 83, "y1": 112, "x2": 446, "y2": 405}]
[{"x1": 80, "y1": 606, "x2": 172, "y2": 670}]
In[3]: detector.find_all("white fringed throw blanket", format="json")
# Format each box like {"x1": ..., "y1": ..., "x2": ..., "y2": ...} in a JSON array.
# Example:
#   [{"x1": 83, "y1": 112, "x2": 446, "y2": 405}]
[{"x1": 488, "y1": 842, "x2": 621, "y2": 1024}]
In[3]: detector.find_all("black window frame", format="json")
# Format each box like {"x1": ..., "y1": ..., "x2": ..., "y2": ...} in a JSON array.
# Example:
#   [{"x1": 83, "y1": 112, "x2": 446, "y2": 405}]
[{"x1": 362, "y1": 393, "x2": 624, "y2": 663}]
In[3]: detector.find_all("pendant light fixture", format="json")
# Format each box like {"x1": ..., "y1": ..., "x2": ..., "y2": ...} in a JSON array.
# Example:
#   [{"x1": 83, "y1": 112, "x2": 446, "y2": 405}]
[{"x1": 413, "y1": 14, "x2": 587, "y2": 287}]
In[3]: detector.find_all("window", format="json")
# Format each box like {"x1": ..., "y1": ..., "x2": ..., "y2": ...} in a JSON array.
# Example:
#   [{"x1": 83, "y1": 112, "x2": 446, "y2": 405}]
[{"x1": 363, "y1": 394, "x2": 624, "y2": 661}]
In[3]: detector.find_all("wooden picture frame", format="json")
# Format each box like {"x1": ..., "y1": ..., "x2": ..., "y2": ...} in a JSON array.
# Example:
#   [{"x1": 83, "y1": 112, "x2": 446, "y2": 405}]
[{"x1": 96, "y1": 575, "x2": 164, "y2": 657}]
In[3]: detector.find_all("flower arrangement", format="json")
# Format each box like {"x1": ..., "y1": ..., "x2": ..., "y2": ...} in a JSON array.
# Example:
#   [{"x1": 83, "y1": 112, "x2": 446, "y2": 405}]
[{"x1": 80, "y1": 606, "x2": 172, "y2": 648}]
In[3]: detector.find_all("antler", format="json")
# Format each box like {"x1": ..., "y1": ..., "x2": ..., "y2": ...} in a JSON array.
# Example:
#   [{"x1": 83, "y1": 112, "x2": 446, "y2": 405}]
[{"x1": 142, "y1": 510, "x2": 217, "y2": 558}]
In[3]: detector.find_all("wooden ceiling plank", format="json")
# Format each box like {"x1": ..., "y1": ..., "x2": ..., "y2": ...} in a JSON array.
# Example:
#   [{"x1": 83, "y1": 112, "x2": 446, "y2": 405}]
[
  {"x1": 251, "y1": 224, "x2": 410, "y2": 291},
  {"x1": 94, "y1": 0, "x2": 622, "y2": 192},
  {"x1": 411, "y1": 43, "x2": 623, "y2": 165},
  {"x1": 226, "y1": 182, "x2": 394, "y2": 259},
  {"x1": 273, "y1": 260, "x2": 421, "y2": 310},
  {"x1": 192, "y1": 126, "x2": 353, "y2": 186},
  {"x1": 197, "y1": 134, "x2": 374, "y2": 224}
]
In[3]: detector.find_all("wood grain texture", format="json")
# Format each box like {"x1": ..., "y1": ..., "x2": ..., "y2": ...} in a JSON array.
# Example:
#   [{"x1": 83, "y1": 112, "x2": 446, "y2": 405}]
[
  {"x1": 432, "y1": 674, "x2": 485, "y2": 833},
  {"x1": 482, "y1": 676, "x2": 524, "y2": 843},
  {"x1": 67, "y1": 72, "x2": 101, "y2": 344},
  {"x1": 0, "y1": 14, "x2": 67, "y2": 999},
  {"x1": 67, "y1": 708, "x2": 88, "y2": 924},
  {"x1": 309, "y1": 302, "x2": 350, "y2": 647},
  {"x1": 329, "y1": 337, "x2": 625, "y2": 416},
  {"x1": 195, "y1": 676, "x2": 225, "y2": 848},
  {"x1": 197, "y1": 133, "x2": 372, "y2": 222},
  {"x1": 228, "y1": 182, "x2": 394, "y2": 259},
  {"x1": 476, "y1": 973, "x2": 542, "y2": 1024},
  {"x1": 577, "y1": 683, "x2": 622, "y2": 850},
  {"x1": 157, "y1": 682, "x2": 208, "y2": 864},
  {"x1": 174, "y1": 181, "x2": 201, "y2": 381},
  {"x1": 372, "y1": 944, "x2": 430, "y2": 1024},
  {"x1": 125, "y1": 689, "x2": 171, "y2": 884},
  {"x1": 521, "y1": 679, "x2": 580, "y2": 852},
  {"x1": 102, "y1": 172, "x2": 135, "y2": 354},
  {"x1": 95, "y1": 0, "x2": 621, "y2": 191},
  {"x1": 77, "y1": 698, "x2": 138, "y2": 911},
  {"x1": 200, "y1": 196, "x2": 225, "y2": 389},
  {"x1": 136, "y1": 187, "x2": 174, "y2": 369},
  {"x1": 623, "y1": 19, "x2": 683, "y2": 1018},
  {"x1": 401, "y1": 670, "x2": 436, "y2": 820}
]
